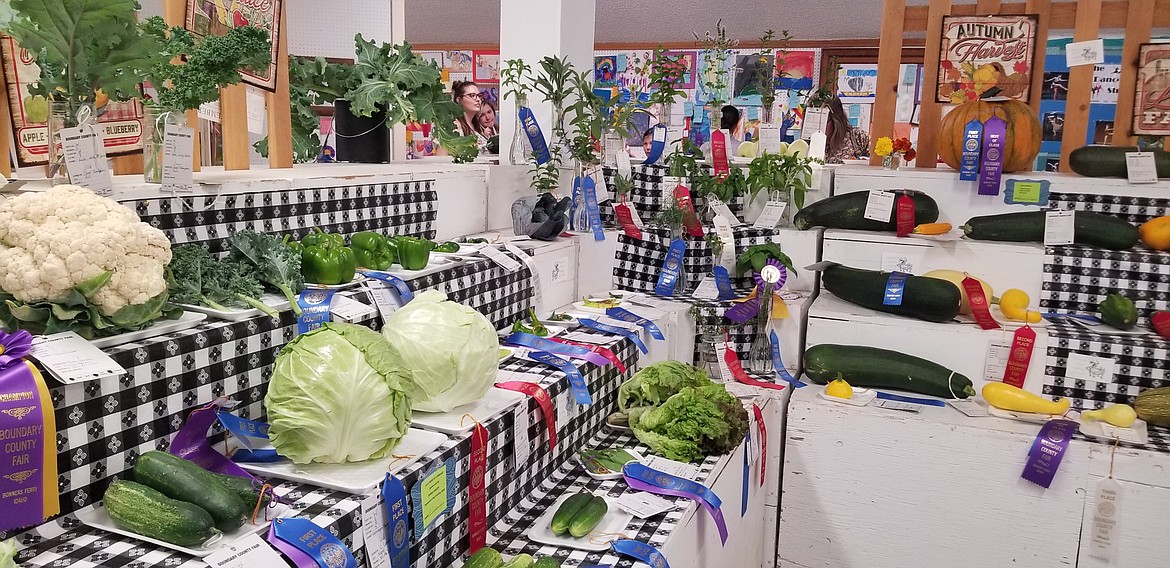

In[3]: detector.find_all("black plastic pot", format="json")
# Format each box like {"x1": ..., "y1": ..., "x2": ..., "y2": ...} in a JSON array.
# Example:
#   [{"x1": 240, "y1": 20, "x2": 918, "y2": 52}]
[{"x1": 333, "y1": 98, "x2": 391, "y2": 163}]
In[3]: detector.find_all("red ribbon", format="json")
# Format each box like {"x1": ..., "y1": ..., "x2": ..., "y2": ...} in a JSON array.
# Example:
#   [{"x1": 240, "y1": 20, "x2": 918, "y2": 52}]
[
  {"x1": 496, "y1": 382, "x2": 556, "y2": 452},
  {"x1": 550, "y1": 338, "x2": 626, "y2": 373},
  {"x1": 962, "y1": 277, "x2": 1001, "y2": 330},
  {"x1": 896, "y1": 193, "x2": 915, "y2": 237},
  {"x1": 673, "y1": 184, "x2": 705, "y2": 237},
  {"x1": 614, "y1": 203, "x2": 643, "y2": 240},
  {"x1": 752, "y1": 403, "x2": 766, "y2": 487},
  {"x1": 724, "y1": 344, "x2": 786, "y2": 391},
  {"x1": 467, "y1": 421, "x2": 488, "y2": 553},
  {"x1": 711, "y1": 129, "x2": 730, "y2": 177},
  {"x1": 1002, "y1": 325, "x2": 1036, "y2": 388}
]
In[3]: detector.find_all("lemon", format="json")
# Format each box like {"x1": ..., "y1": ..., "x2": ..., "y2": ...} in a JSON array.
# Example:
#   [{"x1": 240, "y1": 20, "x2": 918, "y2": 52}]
[{"x1": 826, "y1": 378, "x2": 853, "y2": 399}]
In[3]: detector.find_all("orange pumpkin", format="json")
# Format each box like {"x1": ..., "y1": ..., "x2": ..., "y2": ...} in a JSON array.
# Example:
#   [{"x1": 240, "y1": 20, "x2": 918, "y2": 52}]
[{"x1": 939, "y1": 98, "x2": 1042, "y2": 173}]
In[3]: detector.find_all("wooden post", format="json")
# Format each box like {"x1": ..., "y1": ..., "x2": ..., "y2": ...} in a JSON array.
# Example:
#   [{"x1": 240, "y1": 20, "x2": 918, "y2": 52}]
[
  {"x1": 915, "y1": 0, "x2": 952, "y2": 168},
  {"x1": 1115, "y1": 0, "x2": 1153, "y2": 146},
  {"x1": 0, "y1": 62, "x2": 12, "y2": 178},
  {"x1": 1025, "y1": 0, "x2": 1052, "y2": 116},
  {"x1": 220, "y1": 84, "x2": 250, "y2": 170},
  {"x1": 976, "y1": 0, "x2": 1003, "y2": 13},
  {"x1": 870, "y1": 0, "x2": 906, "y2": 165},
  {"x1": 1058, "y1": 0, "x2": 1102, "y2": 172},
  {"x1": 111, "y1": 154, "x2": 143, "y2": 175},
  {"x1": 266, "y1": 6, "x2": 292, "y2": 168}
]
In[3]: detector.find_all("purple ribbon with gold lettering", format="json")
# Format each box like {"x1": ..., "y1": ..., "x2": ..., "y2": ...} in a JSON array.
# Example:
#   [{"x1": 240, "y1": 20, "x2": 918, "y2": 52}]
[{"x1": 0, "y1": 330, "x2": 57, "y2": 532}]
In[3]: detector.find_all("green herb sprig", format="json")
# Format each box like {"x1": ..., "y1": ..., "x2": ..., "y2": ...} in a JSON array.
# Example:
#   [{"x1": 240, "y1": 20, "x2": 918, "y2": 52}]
[{"x1": 140, "y1": 17, "x2": 270, "y2": 111}]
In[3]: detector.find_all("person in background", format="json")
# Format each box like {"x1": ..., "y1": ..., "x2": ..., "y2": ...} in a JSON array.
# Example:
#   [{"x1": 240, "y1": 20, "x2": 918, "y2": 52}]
[
  {"x1": 474, "y1": 101, "x2": 498, "y2": 139},
  {"x1": 701, "y1": 105, "x2": 742, "y2": 156},
  {"x1": 452, "y1": 80, "x2": 483, "y2": 137},
  {"x1": 825, "y1": 96, "x2": 871, "y2": 163},
  {"x1": 642, "y1": 128, "x2": 654, "y2": 156}
]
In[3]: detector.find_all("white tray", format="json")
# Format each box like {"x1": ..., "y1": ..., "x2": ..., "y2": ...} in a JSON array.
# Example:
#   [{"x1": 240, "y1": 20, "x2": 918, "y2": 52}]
[
  {"x1": 572, "y1": 299, "x2": 626, "y2": 314},
  {"x1": 987, "y1": 405, "x2": 1070, "y2": 424},
  {"x1": 77, "y1": 496, "x2": 289, "y2": 557},
  {"x1": 1080, "y1": 417, "x2": 1149, "y2": 445},
  {"x1": 388, "y1": 256, "x2": 454, "y2": 278},
  {"x1": 411, "y1": 389, "x2": 525, "y2": 435},
  {"x1": 177, "y1": 292, "x2": 291, "y2": 322},
  {"x1": 90, "y1": 311, "x2": 207, "y2": 349},
  {"x1": 238, "y1": 428, "x2": 447, "y2": 493},
  {"x1": 432, "y1": 243, "x2": 488, "y2": 258},
  {"x1": 818, "y1": 386, "x2": 877, "y2": 407},
  {"x1": 305, "y1": 274, "x2": 368, "y2": 290},
  {"x1": 527, "y1": 493, "x2": 635, "y2": 552}
]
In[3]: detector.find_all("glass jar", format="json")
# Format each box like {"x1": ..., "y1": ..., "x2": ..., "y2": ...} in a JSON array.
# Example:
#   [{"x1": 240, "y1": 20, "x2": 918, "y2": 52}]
[
  {"x1": 46, "y1": 101, "x2": 95, "y2": 185},
  {"x1": 509, "y1": 94, "x2": 533, "y2": 166},
  {"x1": 142, "y1": 104, "x2": 186, "y2": 183},
  {"x1": 570, "y1": 161, "x2": 590, "y2": 232},
  {"x1": 660, "y1": 101, "x2": 673, "y2": 127},
  {"x1": 746, "y1": 281, "x2": 776, "y2": 374}
]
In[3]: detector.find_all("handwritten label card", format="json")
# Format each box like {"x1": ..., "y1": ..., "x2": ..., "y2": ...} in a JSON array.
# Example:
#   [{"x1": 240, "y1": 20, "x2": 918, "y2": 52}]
[
  {"x1": 863, "y1": 191, "x2": 896, "y2": 222},
  {"x1": 29, "y1": 332, "x2": 125, "y2": 384},
  {"x1": 61, "y1": 125, "x2": 112, "y2": 195},
  {"x1": 161, "y1": 124, "x2": 195, "y2": 193},
  {"x1": 1044, "y1": 210, "x2": 1075, "y2": 245}
]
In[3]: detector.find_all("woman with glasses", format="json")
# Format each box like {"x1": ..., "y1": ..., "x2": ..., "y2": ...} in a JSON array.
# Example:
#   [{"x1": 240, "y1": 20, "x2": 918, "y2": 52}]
[{"x1": 452, "y1": 80, "x2": 483, "y2": 137}]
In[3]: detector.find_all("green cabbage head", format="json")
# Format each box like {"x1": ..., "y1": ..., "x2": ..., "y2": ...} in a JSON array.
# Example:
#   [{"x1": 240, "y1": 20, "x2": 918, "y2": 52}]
[
  {"x1": 382, "y1": 290, "x2": 500, "y2": 412},
  {"x1": 266, "y1": 322, "x2": 414, "y2": 464}
]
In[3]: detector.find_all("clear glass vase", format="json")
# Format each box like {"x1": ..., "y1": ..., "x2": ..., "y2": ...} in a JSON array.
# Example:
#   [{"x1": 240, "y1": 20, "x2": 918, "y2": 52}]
[
  {"x1": 669, "y1": 227, "x2": 689, "y2": 295},
  {"x1": 772, "y1": 188, "x2": 795, "y2": 228},
  {"x1": 46, "y1": 101, "x2": 95, "y2": 185},
  {"x1": 746, "y1": 281, "x2": 776, "y2": 374},
  {"x1": 570, "y1": 161, "x2": 590, "y2": 231},
  {"x1": 661, "y1": 101, "x2": 673, "y2": 127},
  {"x1": 143, "y1": 104, "x2": 186, "y2": 183},
  {"x1": 697, "y1": 322, "x2": 722, "y2": 377},
  {"x1": 883, "y1": 155, "x2": 902, "y2": 171},
  {"x1": 509, "y1": 95, "x2": 533, "y2": 166},
  {"x1": 761, "y1": 103, "x2": 774, "y2": 124}
]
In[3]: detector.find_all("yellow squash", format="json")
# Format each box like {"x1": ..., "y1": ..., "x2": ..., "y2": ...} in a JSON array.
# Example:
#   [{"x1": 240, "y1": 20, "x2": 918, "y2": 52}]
[
  {"x1": 982, "y1": 382, "x2": 1070, "y2": 415},
  {"x1": 997, "y1": 288, "x2": 1042, "y2": 323},
  {"x1": 912, "y1": 223, "x2": 953, "y2": 236},
  {"x1": 1081, "y1": 404, "x2": 1137, "y2": 428},
  {"x1": 923, "y1": 269, "x2": 993, "y2": 316}
]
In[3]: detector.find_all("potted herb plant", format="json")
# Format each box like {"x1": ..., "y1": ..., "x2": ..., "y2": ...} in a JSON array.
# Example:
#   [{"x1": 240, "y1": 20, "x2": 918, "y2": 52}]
[
  {"x1": 655, "y1": 197, "x2": 691, "y2": 293},
  {"x1": 647, "y1": 47, "x2": 689, "y2": 127},
  {"x1": 139, "y1": 17, "x2": 270, "y2": 182},
  {"x1": 745, "y1": 151, "x2": 817, "y2": 227},
  {"x1": 753, "y1": 29, "x2": 793, "y2": 124}
]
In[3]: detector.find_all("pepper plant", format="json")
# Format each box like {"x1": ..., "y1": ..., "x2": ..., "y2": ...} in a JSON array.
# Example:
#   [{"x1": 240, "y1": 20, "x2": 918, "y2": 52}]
[
  {"x1": 501, "y1": 58, "x2": 533, "y2": 103},
  {"x1": 745, "y1": 152, "x2": 818, "y2": 208},
  {"x1": 646, "y1": 46, "x2": 689, "y2": 109}
]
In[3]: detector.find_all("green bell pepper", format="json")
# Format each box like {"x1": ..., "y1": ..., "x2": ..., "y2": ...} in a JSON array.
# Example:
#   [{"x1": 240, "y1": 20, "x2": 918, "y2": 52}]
[
  {"x1": 300, "y1": 239, "x2": 357, "y2": 285},
  {"x1": 300, "y1": 227, "x2": 345, "y2": 249},
  {"x1": 351, "y1": 231, "x2": 396, "y2": 270},
  {"x1": 434, "y1": 241, "x2": 460, "y2": 254},
  {"x1": 396, "y1": 236, "x2": 435, "y2": 270}
]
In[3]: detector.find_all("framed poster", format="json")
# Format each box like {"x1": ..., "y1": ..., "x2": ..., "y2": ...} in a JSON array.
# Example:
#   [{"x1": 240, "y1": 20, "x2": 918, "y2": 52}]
[
  {"x1": 1134, "y1": 43, "x2": 1170, "y2": 136},
  {"x1": 185, "y1": 0, "x2": 282, "y2": 91},
  {"x1": 0, "y1": 36, "x2": 144, "y2": 167},
  {"x1": 594, "y1": 55, "x2": 618, "y2": 87},
  {"x1": 838, "y1": 64, "x2": 879, "y2": 103},
  {"x1": 778, "y1": 49, "x2": 815, "y2": 90},
  {"x1": 472, "y1": 51, "x2": 500, "y2": 83},
  {"x1": 937, "y1": 15, "x2": 1038, "y2": 104},
  {"x1": 663, "y1": 50, "x2": 697, "y2": 89}
]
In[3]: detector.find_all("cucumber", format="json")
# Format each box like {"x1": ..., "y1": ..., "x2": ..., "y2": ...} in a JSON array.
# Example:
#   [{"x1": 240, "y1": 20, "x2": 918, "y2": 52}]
[
  {"x1": 207, "y1": 470, "x2": 272, "y2": 511},
  {"x1": 793, "y1": 190, "x2": 940, "y2": 231},
  {"x1": 532, "y1": 558, "x2": 562, "y2": 568},
  {"x1": 961, "y1": 211, "x2": 1139, "y2": 250},
  {"x1": 133, "y1": 451, "x2": 249, "y2": 532},
  {"x1": 568, "y1": 496, "x2": 608, "y2": 538},
  {"x1": 804, "y1": 344, "x2": 976, "y2": 399},
  {"x1": 550, "y1": 492, "x2": 593, "y2": 536},
  {"x1": 503, "y1": 554, "x2": 534, "y2": 568},
  {"x1": 464, "y1": 547, "x2": 504, "y2": 568},
  {"x1": 103, "y1": 479, "x2": 219, "y2": 547},
  {"x1": 822, "y1": 265, "x2": 962, "y2": 323},
  {"x1": 1068, "y1": 145, "x2": 1170, "y2": 178}
]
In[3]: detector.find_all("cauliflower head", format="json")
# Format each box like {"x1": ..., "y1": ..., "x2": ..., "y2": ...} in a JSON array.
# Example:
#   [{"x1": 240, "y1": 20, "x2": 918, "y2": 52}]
[{"x1": 0, "y1": 185, "x2": 172, "y2": 314}]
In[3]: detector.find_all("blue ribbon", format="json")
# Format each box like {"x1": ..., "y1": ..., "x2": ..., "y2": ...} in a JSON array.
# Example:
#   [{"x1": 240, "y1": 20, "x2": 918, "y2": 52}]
[
  {"x1": 875, "y1": 391, "x2": 947, "y2": 407},
  {"x1": 362, "y1": 270, "x2": 414, "y2": 303},
  {"x1": 623, "y1": 463, "x2": 722, "y2": 508},
  {"x1": 605, "y1": 307, "x2": 665, "y2": 340},
  {"x1": 505, "y1": 332, "x2": 610, "y2": 366},
  {"x1": 655, "y1": 238, "x2": 687, "y2": 297},
  {"x1": 382, "y1": 474, "x2": 411, "y2": 568},
  {"x1": 769, "y1": 330, "x2": 805, "y2": 388},
  {"x1": 583, "y1": 176, "x2": 605, "y2": 241},
  {"x1": 741, "y1": 428, "x2": 751, "y2": 517},
  {"x1": 519, "y1": 106, "x2": 551, "y2": 165},
  {"x1": 612, "y1": 540, "x2": 670, "y2": 568},
  {"x1": 882, "y1": 272, "x2": 910, "y2": 306},
  {"x1": 959, "y1": 118, "x2": 982, "y2": 181},
  {"x1": 713, "y1": 266, "x2": 736, "y2": 301},
  {"x1": 271, "y1": 517, "x2": 357, "y2": 568},
  {"x1": 296, "y1": 289, "x2": 336, "y2": 334},
  {"x1": 527, "y1": 350, "x2": 592, "y2": 404},
  {"x1": 578, "y1": 318, "x2": 649, "y2": 354},
  {"x1": 644, "y1": 124, "x2": 667, "y2": 165},
  {"x1": 215, "y1": 410, "x2": 268, "y2": 446}
]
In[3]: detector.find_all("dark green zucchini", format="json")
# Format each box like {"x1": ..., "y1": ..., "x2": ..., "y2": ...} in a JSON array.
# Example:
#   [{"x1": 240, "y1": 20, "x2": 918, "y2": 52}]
[
  {"x1": 133, "y1": 451, "x2": 249, "y2": 532},
  {"x1": 794, "y1": 190, "x2": 939, "y2": 231},
  {"x1": 960, "y1": 211, "x2": 1139, "y2": 250},
  {"x1": 1068, "y1": 145, "x2": 1170, "y2": 178},
  {"x1": 804, "y1": 344, "x2": 976, "y2": 399},
  {"x1": 822, "y1": 265, "x2": 962, "y2": 323}
]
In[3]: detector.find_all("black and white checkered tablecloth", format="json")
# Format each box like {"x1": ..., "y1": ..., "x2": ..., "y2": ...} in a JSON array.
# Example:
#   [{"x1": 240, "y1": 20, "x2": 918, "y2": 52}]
[
  {"x1": 600, "y1": 164, "x2": 746, "y2": 225},
  {"x1": 131, "y1": 181, "x2": 438, "y2": 254},
  {"x1": 613, "y1": 226, "x2": 783, "y2": 296}
]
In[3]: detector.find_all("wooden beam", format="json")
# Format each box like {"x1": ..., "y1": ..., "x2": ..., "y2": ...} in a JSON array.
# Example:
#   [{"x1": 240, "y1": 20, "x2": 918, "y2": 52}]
[
  {"x1": 905, "y1": 0, "x2": 1170, "y2": 31},
  {"x1": 916, "y1": 0, "x2": 951, "y2": 169},
  {"x1": 871, "y1": 0, "x2": 906, "y2": 166},
  {"x1": 1025, "y1": 0, "x2": 1052, "y2": 115},
  {"x1": 267, "y1": 5, "x2": 292, "y2": 168},
  {"x1": 220, "y1": 84, "x2": 250, "y2": 170},
  {"x1": 1115, "y1": 0, "x2": 1153, "y2": 145},
  {"x1": 412, "y1": 39, "x2": 931, "y2": 52},
  {"x1": 1059, "y1": 0, "x2": 1102, "y2": 172},
  {"x1": 976, "y1": 0, "x2": 1003, "y2": 13}
]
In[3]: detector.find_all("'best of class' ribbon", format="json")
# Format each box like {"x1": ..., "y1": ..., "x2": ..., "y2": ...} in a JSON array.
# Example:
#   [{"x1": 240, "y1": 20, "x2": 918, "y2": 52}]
[
  {"x1": 883, "y1": 272, "x2": 910, "y2": 306},
  {"x1": 770, "y1": 330, "x2": 805, "y2": 388},
  {"x1": 895, "y1": 193, "x2": 915, "y2": 237},
  {"x1": 1021, "y1": 419, "x2": 1079, "y2": 489},
  {"x1": 381, "y1": 474, "x2": 411, "y2": 568},
  {"x1": 269, "y1": 517, "x2": 357, "y2": 568},
  {"x1": 753, "y1": 403, "x2": 767, "y2": 487},
  {"x1": 724, "y1": 343, "x2": 786, "y2": 391},
  {"x1": 673, "y1": 184, "x2": 705, "y2": 238},
  {"x1": 655, "y1": 238, "x2": 687, "y2": 297},
  {"x1": 505, "y1": 332, "x2": 611, "y2": 367},
  {"x1": 614, "y1": 203, "x2": 643, "y2": 240},
  {"x1": 711, "y1": 129, "x2": 730, "y2": 177},
  {"x1": 962, "y1": 277, "x2": 1001, "y2": 330},
  {"x1": 645, "y1": 124, "x2": 667, "y2": 164},
  {"x1": 612, "y1": 540, "x2": 670, "y2": 568},
  {"x1": 978, "y1": 115, "x2": 1007, "y2": 196},
  {"x1": 526, "y1": 350, "x2": 592, "y2": 404},
  {"x1": 1002, "y1": 325, "x2": 1037, "y2": 388},
  {"x1": 362, "y1": 271, "x2": 414, "y2": 303},
  {"x1": 296, "y1": 289, "x2": 336, "y2": 334},
  {"x1": 496, "y1": 382, "x2": 556, "y2": 452},
  {"x1": 623, "y1": 463, "x2": 728, "y2": 545},
  {"x1": 959, "y1": 118, "x2": 983, "y2": 181},
  {"x1": 605, "y1": 307, "x2": 665, "y2": 340},
  {"x1": 578, "y1": 318, "x2": 649, "y2": 354},
  {"x1": 520, "y1": 106, "x2": 551, "y2": 165},
  {"x1": 583, "y1": 176, "x2": 605, "y2": 241},
  {"x1": 0, "y1": 330, "x2": 58, "y2": 532},
  {"x1": 467, "y1": 421, "x2": 488, "y2": 553},
  {"x1": 550, "y1": 337, "x2": 627, "y2": 374}
]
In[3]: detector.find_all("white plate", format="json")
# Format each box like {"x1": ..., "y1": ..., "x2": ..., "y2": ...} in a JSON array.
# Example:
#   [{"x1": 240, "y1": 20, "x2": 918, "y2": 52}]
[
  {"x1": 572, "y1": 299, "x2": 625, "y2": 314},
  {"x1": 77, "y1": 496, "x2": 289, "y2": 557},
  {"x1": 528, "y1": 493, "x2": 635, "y2": 551},
  {"x1": 818, "y1": 386, "x2": 877, "y2": 407},
  {"x1": 411, "y1": 389, "x2": 525, "y2": 435},
  {"x1": 388, "y1": 256, "x2": 454, "y2": 278},
  {"x1": 498, "y1": 324, "x2": 568, "y2": 339},
  {"x1": 177, "y1": 292, "x2": 292, "y2": 322},
  {"x1": 432, "y1": 243, "x2": 488, "y2": 258},
  {"x1": 304, "y1": 274, "x2": 368, "y2": 290},
  {"x1": 238, "y1": 428, "x2": 447, "y2": 494},
  {"x1": 1079, "y1": 417, "x2": 1149, "y2": 444},
  {"x1": 90, "y1": 311, "x2": 207, "y2": 349},
  {"x1": 988, "y1": 405, "x2": 1069, "y2": 424},
  {"x1": 954, "y1": 306, "x2": 1049, "y2": 329}
]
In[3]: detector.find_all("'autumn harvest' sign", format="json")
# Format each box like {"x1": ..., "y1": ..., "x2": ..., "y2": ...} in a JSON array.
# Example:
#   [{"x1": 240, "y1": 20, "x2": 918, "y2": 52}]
[{"x1": 937, "y1": 15, "x2": 1038, "y2": 104}]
